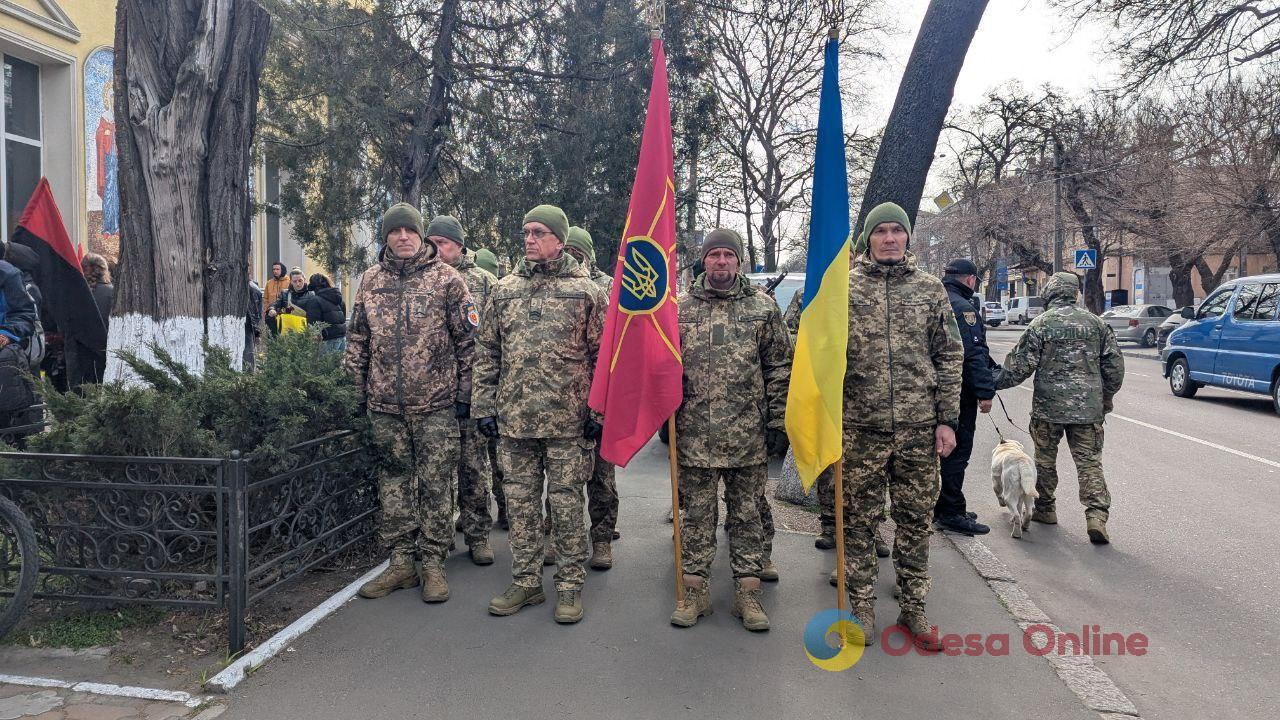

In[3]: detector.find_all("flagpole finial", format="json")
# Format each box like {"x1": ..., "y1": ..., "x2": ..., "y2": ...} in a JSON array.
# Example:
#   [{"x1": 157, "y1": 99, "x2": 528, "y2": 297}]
[
  {"x1": 822, "y1": 0, "x2": 842, "y2": 40},
  {"x1": 643, "y1": 0, "x2": 664, "y2": 38}
]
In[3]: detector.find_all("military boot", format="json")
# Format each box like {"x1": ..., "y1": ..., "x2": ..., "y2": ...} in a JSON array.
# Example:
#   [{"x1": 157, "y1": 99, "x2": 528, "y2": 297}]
[
  {"x1": 554, "y1": 589, "x2": 584, "y2": 624},
  {"x1": 1031, "y1": 508, "x2": 1058, "y2": 525},
  {"x1": 814, "y1": 531, "x2": 836, "y2": 550},
  {"x1": 669, "y1": 575, "x2": 712, "y2": 628},
  {"x1": 488, "y1": 583, "x2": 545, "y2": 616},
  {"x1": 420, "y1": 559, "x2": 449, "y2": 603},
  {"x1": 496, "y1": 507, "x2": 509, "y2": 531},
  {"x1": 1086, "y1": 517, "x2": 1110, "y2": 545},
  {"x1": 469, "y1": 538, "x2": 495, "y2": 566},
  {"x1": 875, "y1": 534, "x2": 892, "y2": 558},
  {"x1": 731, "y1": 578, "x2": 770, "y2": 632},
  {"x1": 828, "y1": 568, "x2": 838, "y2": 587},
  {"x1": 758, "y1": 560, "x2": 779, "y2": 583},
  {"x1": 589, "y1": 541, "x2": 613, "y2": 570},
  {"x1": 852, "y1": 602, "x2": 876, "y2": 647},
  {"x1": 357, "y1": 552, "x2": 418, "y2": 599},
  {"x1": 896, "y1": 608, "x2": 941, "y2": 652}
]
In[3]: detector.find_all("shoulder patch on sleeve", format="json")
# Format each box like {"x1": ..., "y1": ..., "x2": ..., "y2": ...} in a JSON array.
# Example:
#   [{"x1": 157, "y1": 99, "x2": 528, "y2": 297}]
[
  {"x1": 463, "y1": 302, "x2": 479, "y2": 328},
  {"x1": 962, "y1": 311, "x2": 977, "y2": 326}
]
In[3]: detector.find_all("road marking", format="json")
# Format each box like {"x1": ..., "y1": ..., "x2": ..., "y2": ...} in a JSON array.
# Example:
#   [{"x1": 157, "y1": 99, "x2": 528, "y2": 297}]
[{"x1": 1007, "y1": 385, "x2": 1280, "y2": 469}]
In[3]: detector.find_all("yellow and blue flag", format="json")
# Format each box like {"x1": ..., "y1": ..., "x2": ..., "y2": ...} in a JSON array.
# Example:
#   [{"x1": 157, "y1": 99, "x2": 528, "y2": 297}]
[{"x1": 786, "y1": 37, "x2": 849, "y2": 491}]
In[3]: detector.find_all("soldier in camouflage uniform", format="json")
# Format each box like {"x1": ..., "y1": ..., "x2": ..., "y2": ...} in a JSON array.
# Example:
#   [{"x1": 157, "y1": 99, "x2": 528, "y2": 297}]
[
  {"x1": 995, "y1": 271, "x2": 1124, "y2": 544},
  {"x1": 564, "y1": 226, "x2": 620, "y2": 571},
  {"x1": 669, "y1": 229, "x2": 791, "y2": 632},
  {"x1": 785, "y1": 291, "x2": 892, "y2": 561},
  {"x1": 473, "y1": 205, "x2": 607, "y2": 624},
  {"x1": 429, "y1": 215, "x2": 498, "y2": 565},
  {"x1": 842, "y1": 202, "x2": 963, "y2": 650},
  {"x1": 347, "y1": 203, "x2": 476, "y2": 604}
]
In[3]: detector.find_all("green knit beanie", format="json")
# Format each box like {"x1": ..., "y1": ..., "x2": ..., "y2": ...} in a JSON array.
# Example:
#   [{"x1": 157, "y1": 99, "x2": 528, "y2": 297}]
[
  {"x1": 474, "y1": 248, "x2": 499, "y2": 276},
  {"x1": 566, "y1": 226, "x2": 595, "y2": 263},
  {"x1": 702, "y1": 228, "x2": 745, "y2": 261},
  {"x1": 854, "y1": 202, "x2": 913, "y2": 255},
  {"x1": 523, "y1": 204, "x2": 570, "y2": 244},
  {"x1": 382, "y1": 202, "x2": 424, "y2": 240},
  {"x1": 426, "y1": 215, "x2": 465, "y2": 248}
]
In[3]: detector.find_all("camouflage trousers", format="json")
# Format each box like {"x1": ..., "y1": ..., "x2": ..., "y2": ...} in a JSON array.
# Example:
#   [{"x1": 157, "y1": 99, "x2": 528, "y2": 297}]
[
  {"x1": 488, "y1": 437, "x2": 505, "y2": 516},
  {"x1": 818, "y1": 464, "x2": 887, "y2": 536},
  {"x1": 1030, "y1": 420, "x2": 1110, "y2": 522},
  {"x1": 370, "y1": 410, "x2": 460, "y2": 561},
  {"x1": 755, "y1": 482, "x2": 775, "y2": 559},
  {"x1": 587, "y1": 453, "x2": 618, "y2": 543},
  {"x1": 842, "y1": 426, "x2": 939, "y2": 610},
  {"x1": 679, "y1": 464, "x2": 767, "y2": 580},
  {"x1": 458, "y1": 420, "x2": 493, "y2": 544},
  {"x1": 498, "y1": 436, "x2": 593, "y2": 592}
]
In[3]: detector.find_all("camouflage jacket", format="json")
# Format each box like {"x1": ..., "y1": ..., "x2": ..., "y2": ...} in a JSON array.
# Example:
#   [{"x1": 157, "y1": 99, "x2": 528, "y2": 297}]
[
  {"x1": 844, "y1": 252, "x2": 963, "y2": 431},
  {"x1": 783, "y1": 290, "x2": 802, "y2": 343},
  {"x1": 344, "y1": 244, "x2": 476, "y2": 416},
  {"x1": 448, "y1": 250, "x2": 498, "y2": 322},
  {"x1": 588, "y1": 266, "x2": 613, "y2": 294},
  {"x1": 676, "y1": 274, "x2": 792, "y2": 468},
  {"x1": 472, "y1": 252, "x2": 606, "y2": 438},
  {"x1": 996, "y1": 292, "x2": 1125, "y2": 424}
]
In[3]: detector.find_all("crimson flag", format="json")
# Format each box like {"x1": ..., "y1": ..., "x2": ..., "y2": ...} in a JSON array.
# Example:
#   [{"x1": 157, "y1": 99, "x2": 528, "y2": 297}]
[{"x1": 588, "y1": 38, "x2": 682, "y2": 467}]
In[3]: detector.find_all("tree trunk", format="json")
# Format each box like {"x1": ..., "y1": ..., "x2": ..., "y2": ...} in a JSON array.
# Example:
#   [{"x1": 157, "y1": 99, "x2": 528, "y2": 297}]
[
  {"x1": 761, "y1": 204, "x2": 778, "y2": 272},
  {"x1": 107, "y1": 0, "x2": 271, "y2": 382},
  {"x1": 1166, "y1": 253, "x2": 1196, "y2": 308},
  {"x1": 401, "y1": 0, "x2": 460, "y2": 206},
  {"x1": 856, "y1": 0, "x2": 988, "y2": 235},
  {"x1": 1060, "y1": 171, "x2": 1105, "y2": 313}
]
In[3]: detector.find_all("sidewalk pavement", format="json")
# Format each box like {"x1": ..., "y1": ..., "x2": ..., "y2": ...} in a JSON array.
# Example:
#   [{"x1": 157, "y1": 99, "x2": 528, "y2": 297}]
[{"x1": 220, "y1": 438, "x2": 1098, "y2": 720}]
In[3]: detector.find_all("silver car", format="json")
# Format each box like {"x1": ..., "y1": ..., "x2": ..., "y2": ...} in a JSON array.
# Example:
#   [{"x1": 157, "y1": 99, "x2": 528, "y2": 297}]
[{"x1": 1102, "y1": 304, "x2": 1174, "y2": 348}]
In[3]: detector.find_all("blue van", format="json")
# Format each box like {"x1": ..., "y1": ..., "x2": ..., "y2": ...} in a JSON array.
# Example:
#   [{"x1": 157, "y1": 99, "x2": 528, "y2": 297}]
[{"x1": 1161, "y1": 273, "x2": 1280, "y2": 415}]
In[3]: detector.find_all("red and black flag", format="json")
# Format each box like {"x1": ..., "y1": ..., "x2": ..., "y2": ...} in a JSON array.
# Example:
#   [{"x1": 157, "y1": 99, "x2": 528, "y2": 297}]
[{"x1": 11, "y1": 178, "x2": 106, "y2": 349}]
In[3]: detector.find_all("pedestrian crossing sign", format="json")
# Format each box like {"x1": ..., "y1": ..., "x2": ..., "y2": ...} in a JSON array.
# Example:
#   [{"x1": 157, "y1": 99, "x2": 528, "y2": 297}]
[{"x1": 1074, "y1": 249, "x2": 1097, "y2": 270}]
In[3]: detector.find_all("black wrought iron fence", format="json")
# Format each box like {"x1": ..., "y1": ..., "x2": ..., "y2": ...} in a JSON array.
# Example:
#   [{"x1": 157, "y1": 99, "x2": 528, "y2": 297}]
[{"x1": 0, "y1": 429, "x2": 376, "y2": 653}]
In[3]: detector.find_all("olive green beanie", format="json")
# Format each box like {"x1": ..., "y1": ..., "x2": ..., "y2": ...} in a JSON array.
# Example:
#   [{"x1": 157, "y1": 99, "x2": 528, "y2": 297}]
[
  {"x1": 474, "y1": 248, "x2": 499, "y2": 276},
  {"x1": 523, "y1": 204, "x2": 570, "y2": 243},
  {"x1": 854, "y1": 202, "x2": 913, "y2": 255},
  {"x1": 702, "y1": 228, "x2": 745, "y2": 261},
  {"x1": 566, "y1": 226, "x2": 595, "y2": 263},
  {"x1": 382, "y1": 202, "x2": 424, "y2": 240},
  {"x1": 426, "y1": 215, "x2": 465, "y2": 247}
]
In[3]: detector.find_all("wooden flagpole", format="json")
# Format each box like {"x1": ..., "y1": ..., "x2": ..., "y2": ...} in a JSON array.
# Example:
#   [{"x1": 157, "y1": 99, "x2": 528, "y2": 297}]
[{"x1": 667, "y1": 416, "x2": 686, "y2": 605}]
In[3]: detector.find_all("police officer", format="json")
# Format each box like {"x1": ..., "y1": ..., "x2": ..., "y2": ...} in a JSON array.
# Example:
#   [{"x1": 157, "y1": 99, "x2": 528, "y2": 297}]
[
  {"x1": 996, "y1": 272, "x2": 1124, "y2": 544},
  {"x1": 935, "y1": 259, "x2": 997, "y2": 535}
]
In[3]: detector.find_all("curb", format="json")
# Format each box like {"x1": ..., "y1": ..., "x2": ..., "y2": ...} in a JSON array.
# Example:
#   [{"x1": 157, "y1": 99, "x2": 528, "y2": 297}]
[
  {"x1": 205, "y1": 560, "x2": 388, "y2": 693},
  {"x1": 0, "y1": 674, "x2": 208, "y2": 708},
  {"x1": 942, "y1": 533, "x2": 1143, "y2": 719}
]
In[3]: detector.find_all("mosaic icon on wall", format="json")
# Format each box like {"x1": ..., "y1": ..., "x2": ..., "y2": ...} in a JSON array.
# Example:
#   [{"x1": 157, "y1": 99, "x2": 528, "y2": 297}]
[{"x1": 84, "y1": 48, "x2": 119, "y2": 263}]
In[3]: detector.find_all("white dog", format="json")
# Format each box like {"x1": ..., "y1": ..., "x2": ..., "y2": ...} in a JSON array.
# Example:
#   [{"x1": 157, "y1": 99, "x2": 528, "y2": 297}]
[{"x1": 991, "y1": 439, "x2": 1038, "y2": 538}]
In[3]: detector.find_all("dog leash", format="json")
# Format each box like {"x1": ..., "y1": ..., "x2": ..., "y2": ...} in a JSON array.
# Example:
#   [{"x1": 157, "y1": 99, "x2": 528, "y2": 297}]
[{"x1": 988, "y1": 392, "x2": 1028, "y2": 440}]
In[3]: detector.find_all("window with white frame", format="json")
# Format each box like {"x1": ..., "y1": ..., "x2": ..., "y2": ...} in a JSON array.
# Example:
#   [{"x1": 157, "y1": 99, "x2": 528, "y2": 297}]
[{"x1": 3, "y1": 54, "x2": 41, "y2": 237}]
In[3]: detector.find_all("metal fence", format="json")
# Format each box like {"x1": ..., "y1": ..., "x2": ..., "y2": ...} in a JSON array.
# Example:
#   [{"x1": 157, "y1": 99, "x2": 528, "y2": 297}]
[{"x1": 0, "y1": 430, "x2": 376, "y2": 653}]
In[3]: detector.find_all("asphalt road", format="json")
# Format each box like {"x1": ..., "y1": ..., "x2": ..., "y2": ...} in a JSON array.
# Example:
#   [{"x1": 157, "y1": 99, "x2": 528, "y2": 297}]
[
  {"x1": 980, "y1": 325, "x2": 1280, "y2": 719},
  {"x1": 224, "y1": 435, "x2": 1094, "y2": 720}
]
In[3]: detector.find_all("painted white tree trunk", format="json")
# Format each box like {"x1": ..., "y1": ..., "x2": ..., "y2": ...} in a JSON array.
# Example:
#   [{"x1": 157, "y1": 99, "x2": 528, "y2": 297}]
[{"x1": 106, "y1": 0, "x2": 270, "y2": 383}]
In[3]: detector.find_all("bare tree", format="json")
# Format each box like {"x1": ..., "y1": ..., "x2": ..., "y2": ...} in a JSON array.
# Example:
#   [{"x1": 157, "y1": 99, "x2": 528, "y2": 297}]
[{"x1": 108, "y1": 0, "x2": 272, "y2": 380}]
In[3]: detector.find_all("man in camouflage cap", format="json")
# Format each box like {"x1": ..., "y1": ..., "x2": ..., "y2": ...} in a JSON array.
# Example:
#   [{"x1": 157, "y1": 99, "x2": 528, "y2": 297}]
[
  {"x1": 842, "y1": 202, "x2": 962, "y2": 650},
  {"x1": 347, "y1": 203, "x2": 476, "y2": 604},
  {"x1": 995, "y1": 271, "x2": 1124, "y2": 544},
  {"x1": 669, "y1": 228, "x2": 792, "y2": 632},
  {"x1": 563, "y1": 225, "x2": 620, "y2": 571},
  {"x1": 429, "y1": 215, "x2": 498, "y2": 565},
  {"x1": 473, "y1": 204, "x2": 607, "y2": 624}
]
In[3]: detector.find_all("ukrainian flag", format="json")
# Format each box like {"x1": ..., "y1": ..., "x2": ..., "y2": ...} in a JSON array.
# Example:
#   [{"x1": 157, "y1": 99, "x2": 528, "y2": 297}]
[{"x1": 786, "y1": 37, "x2": 849, "y2": 491}]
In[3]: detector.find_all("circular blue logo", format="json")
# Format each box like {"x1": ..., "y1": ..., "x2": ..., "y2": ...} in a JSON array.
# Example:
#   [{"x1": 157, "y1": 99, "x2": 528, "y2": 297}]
[
  {"x1": 803, "y1": 608, "x2": 866, "y2": 671},
  {"x1": 618, "y1": 236, "x2": 669, "y2": 315}
]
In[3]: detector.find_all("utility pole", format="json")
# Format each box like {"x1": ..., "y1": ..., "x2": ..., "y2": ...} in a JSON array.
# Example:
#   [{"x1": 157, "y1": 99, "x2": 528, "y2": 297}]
[{"x1": 1053, "y1": 140, "x2": 1064, "y2": 274}]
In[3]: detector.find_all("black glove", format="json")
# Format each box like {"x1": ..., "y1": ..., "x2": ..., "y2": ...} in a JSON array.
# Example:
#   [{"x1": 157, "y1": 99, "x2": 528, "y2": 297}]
[
  {"x1": 766, "y1": 428, "x2": 789, "y2": 456},
  {"x1": 583, "y1": 418, "x2": 603, "y2": 440},
  {"x1": 455, "y1": 402, "x2": 471, "y2": 419},
  {"x1": 477, "y1": 416, "x2": 499, "y2": 439},
  {"x1": 1103, "y1": 395, "x2": 1114, "y2": 415}
]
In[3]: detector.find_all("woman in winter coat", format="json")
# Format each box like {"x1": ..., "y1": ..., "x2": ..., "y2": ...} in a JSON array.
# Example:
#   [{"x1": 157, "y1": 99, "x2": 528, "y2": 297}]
[
  {"x1": 306, "y1": 274, "x2": 347, "y2": 354},
  {"x1": 267, "y1": 268, "x2": 312, "y2": 328}
]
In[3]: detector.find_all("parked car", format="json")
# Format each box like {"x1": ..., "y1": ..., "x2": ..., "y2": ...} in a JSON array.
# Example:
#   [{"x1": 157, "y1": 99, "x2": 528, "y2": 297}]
[
  {"x1": 745, "y1": 272, "x2": 805, "y2": 312},
  {"x1": 1162, "y1": 273, "x2": 1280, "y2": 415},
  {"x1": 983, "y1": 301, "x2": 1006, "y2": 327},
  {"x1": 1006, "y1": 296, "x2": 1046, "y2": 325},
  {"x1": 1156, "y1": 309, "x2": 1191, "y2": 352},
  {"x1": 1102, "y1": 304, "x2": 1174, "y2": 348}
]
